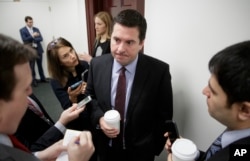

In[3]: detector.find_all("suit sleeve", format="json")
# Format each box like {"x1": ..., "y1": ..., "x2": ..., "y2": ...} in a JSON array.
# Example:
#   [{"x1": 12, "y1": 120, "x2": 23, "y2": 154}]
[
  {"x1": 85, "y1": 59, "x2": 106, "y2": 127},
  {"x1": 30, "y1": 126, "x2": 64, "y2": 152},
  {"x1": 50, "y1": 79, "x2": 72, "y2": 109},
  {"x1": 33, "y1": 27, "x2": 43, "y2": 43},
  {"x1": 155, "y1": 64, "x2": 173, "y2": 155},
  {"x1": 19, "y1": 28, "x2": 33, "y2": 43}
]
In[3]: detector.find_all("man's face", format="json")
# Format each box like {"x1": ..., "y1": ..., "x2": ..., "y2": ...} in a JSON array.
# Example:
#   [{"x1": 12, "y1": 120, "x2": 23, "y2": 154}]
[
  {"x1": 0, "y1": 62, "x2": 32, "y2": 134},
  {"x1": 111, "y1": 23, "x2": 144, "y2": 66},
  {"x1": 202, "y1": 74, "x2": 238, "y2": 129},
  {"x1": 26, "y1": 19, "x2": 33, "y2": 28}
]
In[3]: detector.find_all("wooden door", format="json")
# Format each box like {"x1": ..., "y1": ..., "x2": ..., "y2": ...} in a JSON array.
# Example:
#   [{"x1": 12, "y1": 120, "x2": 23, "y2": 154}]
[
  {"x1": 103, "y1": 0, "x2": 144, "y2": 18},
  {"x1": 85, "y1": 0, "x2": 144, "y2": 55}
]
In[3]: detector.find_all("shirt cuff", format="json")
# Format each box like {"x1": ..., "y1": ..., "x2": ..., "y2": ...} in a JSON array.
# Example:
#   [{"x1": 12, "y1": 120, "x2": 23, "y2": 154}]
[
  {"x1": 33, "y1": 151, "x2": 39, "y2": 157},
  {"x1": 54, "y1": 121, "x2": 66, "y2": 134}
]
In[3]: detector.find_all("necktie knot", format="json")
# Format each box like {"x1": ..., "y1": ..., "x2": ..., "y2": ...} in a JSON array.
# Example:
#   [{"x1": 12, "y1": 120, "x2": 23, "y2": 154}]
[{"x1": 120, "y1": 66, "x2": 126, "y2": 75}]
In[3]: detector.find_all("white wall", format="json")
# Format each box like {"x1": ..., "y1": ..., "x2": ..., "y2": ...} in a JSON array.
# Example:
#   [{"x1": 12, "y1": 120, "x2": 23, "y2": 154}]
[
  {"x1": 0, "y1": 0, "x2": 51, "y2": 78},
  {"x1": 0, "y1": 0, "x2": 88, "y2": 78},
  {"x1": 1, "y1": 0, "x2": 250, "y2": 153},
  {"x1": 48, "y1": 0, "x2": 88, "y2": 53},
  {"x1": 145, "y1": 0, "x2": 250, "y2": 151}
]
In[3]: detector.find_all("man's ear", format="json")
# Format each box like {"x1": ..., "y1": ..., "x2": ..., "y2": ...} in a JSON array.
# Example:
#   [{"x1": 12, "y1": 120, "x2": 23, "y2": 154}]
[
  {"x1": 238, "y1": 102, "x2": 250, "y2": 121},
  {"x1": 139, "y1": 40, "x2": 144, "y2": 50}
]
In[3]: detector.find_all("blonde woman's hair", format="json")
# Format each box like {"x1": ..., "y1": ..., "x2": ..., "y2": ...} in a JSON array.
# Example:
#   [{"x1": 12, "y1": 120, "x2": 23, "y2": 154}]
[{"x1": 95, "y1": 11, "x2": 113, "y2": 40}]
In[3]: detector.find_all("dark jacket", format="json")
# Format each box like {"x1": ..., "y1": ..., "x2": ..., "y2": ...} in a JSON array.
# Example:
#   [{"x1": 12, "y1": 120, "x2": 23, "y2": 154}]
[
  {"x1": 0, "y1": 144, "x2": 40, "y2": 161},
  {"x1": 86, "y1": 53, "x2": 173, "y2": 161},
  {"x1": 197, "y1": 136, "x2": 250, "y2": 161},
  {"x1": 50, "y1": 60, "x2": 91, "y2": 131},
  {"x1": 19, "y1": 26, "x2": 44, "y2": 54},
  {"x1": 14, "y1": 94, "x2": 63, "y2": 152}
]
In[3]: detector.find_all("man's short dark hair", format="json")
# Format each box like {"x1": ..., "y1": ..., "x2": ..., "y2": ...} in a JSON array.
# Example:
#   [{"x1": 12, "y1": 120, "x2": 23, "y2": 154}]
[
  {"x1": 209, "y1": 40, "x2": 250, "y2": 105},
  {"x1": 25, "y1": 16, "x2": 33, "y2": 22},
  {"x1": 0, "y1": 34, "x2": 37, "y2": 101},
  {"x1": 113, "y1": 9, "x2": 147, "y2": 42}
]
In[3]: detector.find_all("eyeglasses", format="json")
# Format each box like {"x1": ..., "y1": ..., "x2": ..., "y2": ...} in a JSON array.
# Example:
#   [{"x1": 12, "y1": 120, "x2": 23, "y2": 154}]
[{"x1": 47, "y1": 39, "x2": 58, "y2": 51}]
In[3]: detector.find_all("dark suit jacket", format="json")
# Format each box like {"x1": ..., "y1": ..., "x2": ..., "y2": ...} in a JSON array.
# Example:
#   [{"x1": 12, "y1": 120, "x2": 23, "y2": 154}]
[
  {"x1": 197, "y1": 136, "x2": 250, "y2": 161},
  {"x1": 86, "y1": 53, "x2": 173, "y2": 160},
  {"x1": 14, "y1": 94, "x2": 63, "y2": 152},
  {"x1": 0, "y1": 144, "x2": 40, "y2": 161},
  {"x1": 30, "y1": 126, "x2": 63, "y2": 152},
  {"x1": 19, "y1": 26, "x2": 44, "y2": 54}
]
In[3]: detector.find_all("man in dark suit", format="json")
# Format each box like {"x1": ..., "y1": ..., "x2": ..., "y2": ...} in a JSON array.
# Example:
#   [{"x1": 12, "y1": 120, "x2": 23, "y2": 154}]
[
  {"x1": 20, "y1": 16, "x2": 47, "y2": 87},
  {"x1": 165, "y1": 41, "x2": 250, "y2": 161},
  {"x1": 0, "y1": 34, "x2": 94, "y2": 161},
  {"x1": 86, "y1": 9, "x2": 173, "y2": 161},
  {"x1": 15, "y1": 93, "x2": 86, "y2": 152}
]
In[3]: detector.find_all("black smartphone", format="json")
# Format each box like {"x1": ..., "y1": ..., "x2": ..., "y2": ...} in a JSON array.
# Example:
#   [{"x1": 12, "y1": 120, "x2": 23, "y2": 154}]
[
  {"x1": 70, "y1": 80, "x2": 83, "y2": 90},
  {"x1": 165, "y1": 120, "x2": 180, "y2": 144}
]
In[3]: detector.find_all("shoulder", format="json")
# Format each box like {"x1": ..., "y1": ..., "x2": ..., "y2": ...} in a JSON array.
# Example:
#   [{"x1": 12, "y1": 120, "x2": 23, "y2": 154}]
[
  {"x1": 50, "y1": 78, "x2": 60, "y2": 85},
  {"x1": 33, "y1": 27, "x2": 39, "y2": 30},
  {"x1": 89, "y1": 54, "x2": 113, "y2": 72},
  {"x1": 233, "y1": 136, "x2": 250, "y2": 144},
  {"x1": 104, "y1": 39, "x2": 111, "y2": 44},
  {"x1": 0, "y1": 144, "x2": 39, "y2": 161},
  {"x1": 79, "y1": 60, "x2": 89, "y2": 68},
  {"x1": 139, "y1": 53, "x2": 169, "y2": 68},
  {"x1": 20, "y1": 27, "x2": 26, "y2": 32},
  {"x1": 92, "y1": 54, "x2": 113, "y2": 64}
]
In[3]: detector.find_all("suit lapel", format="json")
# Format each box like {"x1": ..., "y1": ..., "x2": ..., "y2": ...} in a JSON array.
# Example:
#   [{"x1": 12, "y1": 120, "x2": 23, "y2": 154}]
[
  {"x1": 126, "y1": 54, "x2": 150, "y2": 121},
  {"x1": 103, "y1": 55, "x2": 114, "y2": 107},
  {"x1": 28, "y1": 94, "x2": 54, "y2": 124},
  {"x1": 100, "y1": 55, "x2": 113, "y2": 109},
  {"x1": 24, "y1": 27, "x2": 32, "y2": 36}
]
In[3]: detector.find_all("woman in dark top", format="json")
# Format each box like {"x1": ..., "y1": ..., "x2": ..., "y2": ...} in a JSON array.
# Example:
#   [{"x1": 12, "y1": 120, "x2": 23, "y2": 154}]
[
  {"x1": 79, "y1": 11, "x2": 113, "y2": 63},
  {"x1": 46, "y1": 37, "x2": 90, "y2": 130}
]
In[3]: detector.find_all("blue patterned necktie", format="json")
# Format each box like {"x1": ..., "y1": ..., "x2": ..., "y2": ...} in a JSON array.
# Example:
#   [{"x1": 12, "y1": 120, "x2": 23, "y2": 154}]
[{"x1": 205, "y1": 134, "x2": 222, "y2": 160}]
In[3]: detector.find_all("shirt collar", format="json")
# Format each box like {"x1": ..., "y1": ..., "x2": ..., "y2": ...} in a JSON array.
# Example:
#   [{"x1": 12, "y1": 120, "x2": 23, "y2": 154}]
[
  {"x1": 113, "y1": 54, "x2": 138, "y2": 74},
  {"x1": 26, "y1": 26, "x2": 32, "y2": 30},
  {"x1": 0, "y1": 133, "x2": 13, "y2": 147},
  {"x1": 221, "y1": 128, "x2": 250, "y2": 148}
]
